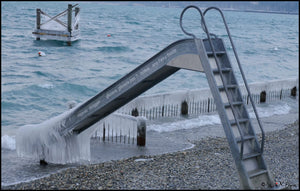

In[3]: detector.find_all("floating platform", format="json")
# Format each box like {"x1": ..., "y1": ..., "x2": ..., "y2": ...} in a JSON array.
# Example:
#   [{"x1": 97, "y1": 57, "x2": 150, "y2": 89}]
[
  {"x1": 32, "y1": 4, "x2": 80, "y2": 45},
  {"x1": 32, "y1": 29, "x2": 80, "y2": 42}
]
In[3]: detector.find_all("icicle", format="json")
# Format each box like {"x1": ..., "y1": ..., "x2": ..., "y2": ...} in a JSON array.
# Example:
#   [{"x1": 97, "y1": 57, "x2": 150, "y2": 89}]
[{"x1": 16, "y1": 106, "x2": 98, "y2": 164}]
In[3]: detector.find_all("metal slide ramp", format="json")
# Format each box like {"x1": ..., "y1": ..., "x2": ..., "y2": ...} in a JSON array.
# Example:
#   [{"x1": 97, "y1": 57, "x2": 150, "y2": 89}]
[
  {"x1": 60, "y1": 38, "x2": 205, "y2": 136},
  {"x1": 58, "y1": 5, "x2": 280, "y2": 190}
]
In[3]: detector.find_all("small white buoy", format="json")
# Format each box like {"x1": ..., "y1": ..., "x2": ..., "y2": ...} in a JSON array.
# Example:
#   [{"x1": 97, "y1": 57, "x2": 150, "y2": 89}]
[
  {"x1": 38, "y1": 51, "x2": 46, "y2": 56},
  {"x1": 67, "y1": 100, "x2": 77, "y2": 109}
]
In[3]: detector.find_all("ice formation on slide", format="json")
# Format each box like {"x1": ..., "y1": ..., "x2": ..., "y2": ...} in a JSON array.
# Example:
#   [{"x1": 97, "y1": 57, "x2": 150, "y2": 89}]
[
  {"x1": 16, "y1": 103, "x2": 96, "y2": 164},
  {"x1": 15, "y1": 101, "x2": 142, "y2": 164}
]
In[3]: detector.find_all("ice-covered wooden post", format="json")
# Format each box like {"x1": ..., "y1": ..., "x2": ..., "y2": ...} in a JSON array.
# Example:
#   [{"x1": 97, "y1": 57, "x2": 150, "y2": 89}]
[
  {"x1": 130, "y1": 108, "x2": 146, "y2": 146},
  {"x1": 260, "y1": 91, "x2": 266, "y2": 103},
  {"x1": 181, "y1": 100, "x2": 188, "y2": 115},
  {"x1": 137, "y1": 117, "x2": 146, "y2": 146},
  {"x1": 75, "y1": 7, "x2": 80, "y2": 30},
  {"x1": 291, "y1": 86, "x2": 297, "y2": 97},
  {"x1": 36, "y1": 9, "x2": 41, "y2": 40},
  {"x1": 131, "y1": 108, "x2": 139, "y2": 117},
  {"x1": 67, "y1": 4, "x2": 72, "y2": 45}
]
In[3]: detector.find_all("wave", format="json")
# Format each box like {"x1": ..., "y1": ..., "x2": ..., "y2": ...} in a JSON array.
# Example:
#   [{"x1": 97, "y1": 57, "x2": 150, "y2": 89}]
[
  {"x1": 249, "y1": 103, "x2": 291, "y2": 118},
  {"x1": 96, "y1": 46, "x2": 133, "y2": 53},
  {"x1": 37, "y1": 83, "x2": 55, "y2": 89},
  {"x1": 2, "y1": 82, "x2": 95, "y2": 98},
  {"x1": 2, "y1": 74, "x2": 31, "y2": 79},
  {"x1": 243, "y1": 49, "x2": 257, "y2": 55},
  {"x1": 1, "y1": 101, "x2": 28, "y2": 110},
  {"x1": 125, "y1": 21, "x2": 141, "y2": 25},
  {"x1": 32, "y1": 71, "x2": 51, "y2": 77},
  {"x1": 1, "y1": 135, "x2": 16, "y2": 150},
  {"x1": 148, "y1": 103, "x2": 292, "y2": 133},
  {"x1": 148, "y1": 114, "x2": 221, "y2": 133}
]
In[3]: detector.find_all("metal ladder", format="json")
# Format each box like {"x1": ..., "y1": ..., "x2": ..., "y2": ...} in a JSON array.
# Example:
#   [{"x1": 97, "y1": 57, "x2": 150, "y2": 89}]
[{"x1": 180, "y1": 6, "x2": 279, "y2": 189}]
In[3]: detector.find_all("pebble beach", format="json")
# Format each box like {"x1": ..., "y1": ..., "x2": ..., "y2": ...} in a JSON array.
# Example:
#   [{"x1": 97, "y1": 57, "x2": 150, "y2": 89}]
[{"x1": 2, "y1": 119, "x2": 298, "y2": 190}]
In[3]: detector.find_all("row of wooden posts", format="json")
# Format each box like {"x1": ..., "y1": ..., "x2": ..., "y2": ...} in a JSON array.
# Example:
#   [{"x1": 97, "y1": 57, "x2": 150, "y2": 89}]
[
  {"x1": 92, "y1": 85, "x2": 296, "y2": 146},
  {"x1": 129, "y1": 86, "x2": 297, "y2": 118},
  {"x1": 91, "y1": 115, "x2": 147, "y2": 146}
]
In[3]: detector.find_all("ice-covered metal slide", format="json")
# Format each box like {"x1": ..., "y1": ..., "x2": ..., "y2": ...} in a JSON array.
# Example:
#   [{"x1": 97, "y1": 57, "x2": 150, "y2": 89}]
[
  {"x1": 55, "y1": 5, "x2": 281, "y2": 189},
  {"x1": 61, "y1": 38, "x2": 206, "y2": 136}
]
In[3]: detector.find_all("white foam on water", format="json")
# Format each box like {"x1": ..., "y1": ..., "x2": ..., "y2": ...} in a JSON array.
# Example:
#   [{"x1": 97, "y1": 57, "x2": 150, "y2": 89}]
[
  {"x1": 148, "y1": 114, "x2": 221, "y2": 133},
  {"x1": 38, "y1": 83, "x2": 54, "y2": 89},
  {"x1": 148, "y1": 103, "x2": 292, "y2": 133},
  {"x1": 1, "y1": 135, "x2": 16, "y2": 150},
  {"x1": 249, "y1": 103, "x2": 291, "y2": 118}
]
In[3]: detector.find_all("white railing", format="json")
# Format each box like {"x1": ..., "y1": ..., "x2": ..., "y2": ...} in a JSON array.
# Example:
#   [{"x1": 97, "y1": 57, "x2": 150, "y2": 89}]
[
  {"x1": 116, "y1": 78, "x2": 298, "y2": 119},
  {"x1": 90, "y1": 113, "x2": 146, "y2": 146}
]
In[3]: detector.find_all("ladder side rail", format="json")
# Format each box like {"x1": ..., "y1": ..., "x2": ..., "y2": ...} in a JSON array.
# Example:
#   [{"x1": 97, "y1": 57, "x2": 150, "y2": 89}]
[
  {"x1": 199, "y1": 9, "x2": 247, "y2": 159},
  {"x1": 180, "y1": 5, "x2": 246, "y2": 160},
  {"x1": 203, "y1": 7, "x2": 265, "y2": 154}
]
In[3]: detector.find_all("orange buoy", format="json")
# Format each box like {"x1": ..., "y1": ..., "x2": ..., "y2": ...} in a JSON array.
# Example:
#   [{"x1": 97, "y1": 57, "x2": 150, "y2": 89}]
[{"x1": 107, "y1": 34, "x2": 111, "y2": 37}]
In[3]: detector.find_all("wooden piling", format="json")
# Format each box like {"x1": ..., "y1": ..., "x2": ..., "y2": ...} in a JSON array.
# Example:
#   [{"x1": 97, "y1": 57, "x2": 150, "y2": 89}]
[
  {"x1": 137, "y1": 117, "x2": 146, "y2": 146},
  {"x1": 102, "y1": 124, "x2": 105, "y2": 142},
  {"x1": 75, "y1": 7, "x2": 80, "y2": 30},
  {"x1": 131, "y1": 108, "x2": 139, "y2": 117},
  {"x1": 260, "y1": 91, "x2": 266, "y2": 103},
  {"x1": 247, "y1": 95, "x2": 249, "y2": 104},
  {"x1": 36, "y1": 9, "x2": 41, "y2": 40},
  {"x1": 40, "y1": 159, "x2": 48, "y2": 166},
  {"x1": 67, "y1": 4, "x2": 72, "y2": 45},
  {"x1": 291, "y1": 87, "x2": 297, "y2": 97},
  {"x1": 207, "y1": 98, "x2": 210, "y2": 112},
  {"x1": 181, "y1": 100, "x2": 188, "y2": 115},
  {"x1": 67, "y1": 4, "x2": 72, "y2": 33}
]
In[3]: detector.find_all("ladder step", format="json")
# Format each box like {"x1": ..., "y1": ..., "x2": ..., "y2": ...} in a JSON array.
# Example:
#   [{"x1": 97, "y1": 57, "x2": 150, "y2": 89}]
[
  {"x1": 224, "y1": 101, "x2": 243, "y2": 108},
  {"x1": 236, "y1": 135, "x2": 255, "y2": 143},
  {"x1": 207, "y1": 51, "x2": 226, "y2": 56},
  {"x1": 248, "y1": 169, "x2": 268, "y2": 178},
  {"x1": 212, "y1": 68, "x2": 231, "y2": 74},
  {"x1": 218, "y1": 84, "x2": 237, "y2": 91},
  {"x1": 230, "y1": 118, "x2": 249, "y2": 126},
  {"x1": 243, "y1": 152, "x2": 261, "y2": 160}
]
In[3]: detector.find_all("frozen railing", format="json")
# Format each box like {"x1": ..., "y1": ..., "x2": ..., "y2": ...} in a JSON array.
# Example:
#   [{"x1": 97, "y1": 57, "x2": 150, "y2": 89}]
[
  {"x1": 16, "y1": 78, "x2": 297, "y2": 164},
  {"x1": 90, "y1": 113, "x2": 146, "y2": 146},
  {"x1": 16, "y1": 108, "x2": 146, "y2": 164},
  {"x1": 116, "y1": 78, "x2": 298, "y2": 119}
]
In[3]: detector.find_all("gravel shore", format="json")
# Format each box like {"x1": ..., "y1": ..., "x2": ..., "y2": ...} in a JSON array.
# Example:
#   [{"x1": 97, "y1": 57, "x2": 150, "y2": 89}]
[{"x1": 2, "y1": 119, "x2": 298, "y2": 190}]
